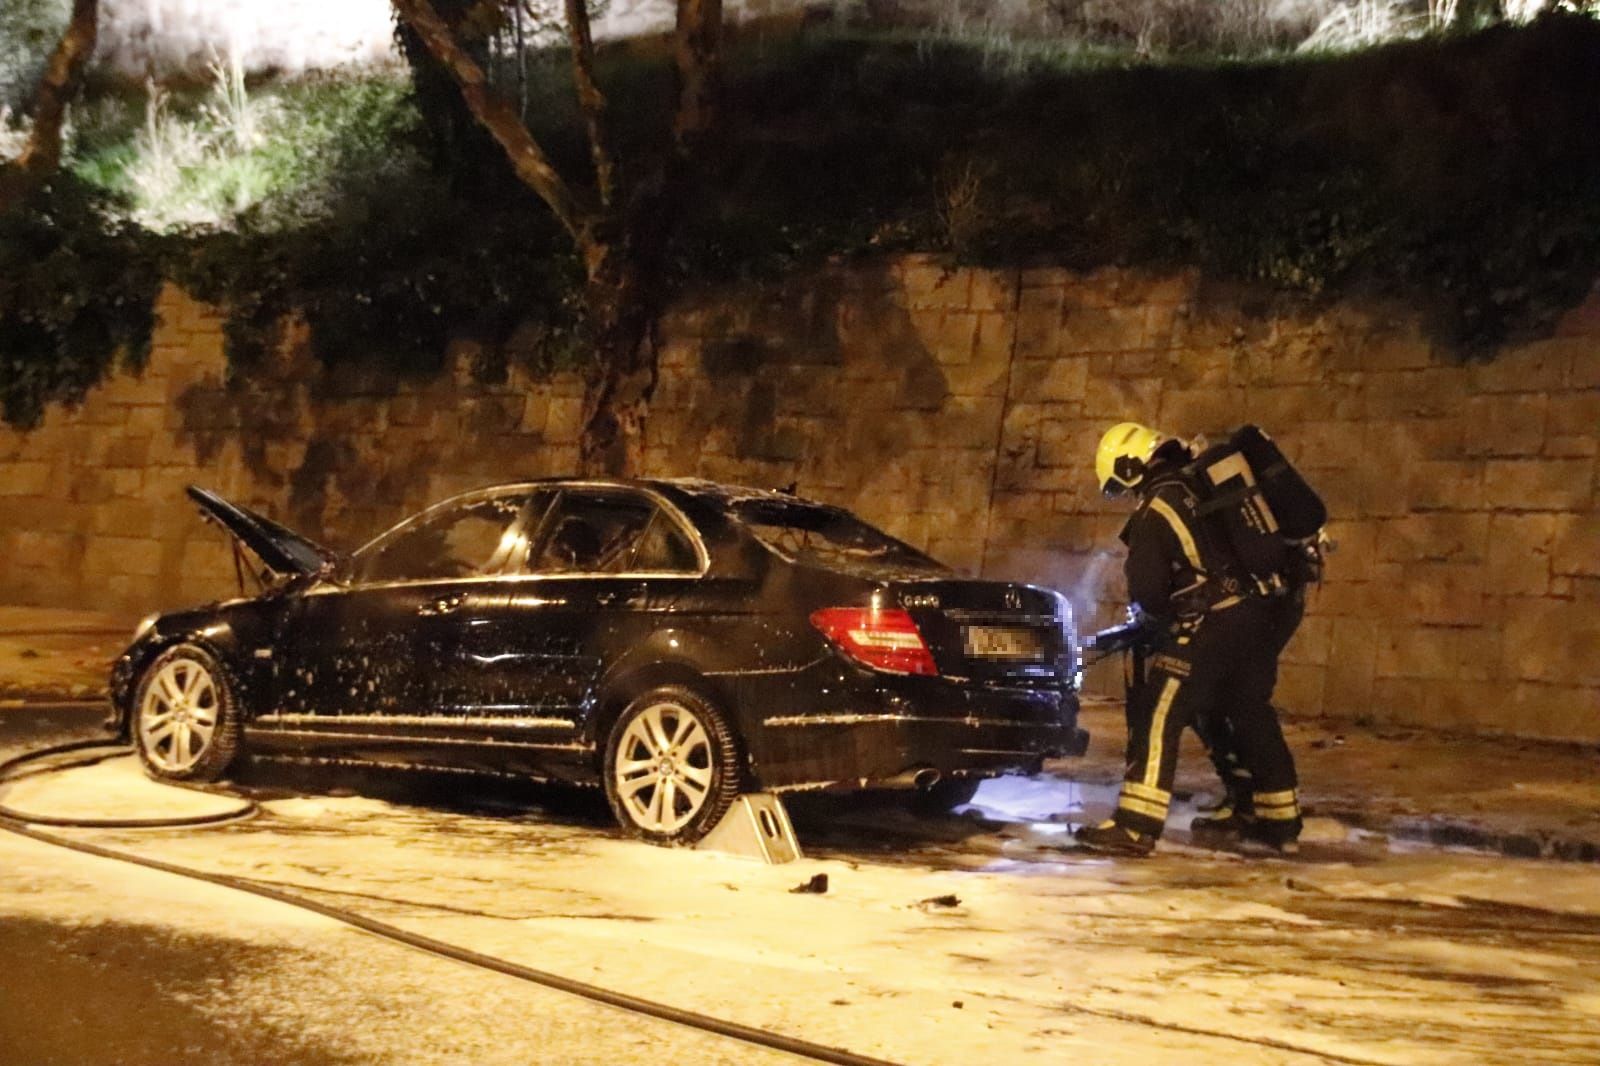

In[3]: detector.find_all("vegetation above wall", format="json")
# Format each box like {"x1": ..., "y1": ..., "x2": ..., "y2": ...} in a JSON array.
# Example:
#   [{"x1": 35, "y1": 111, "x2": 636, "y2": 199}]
[
  {"x1": 2, "y1": 9, "x2": 1600, "y2": 428},
  {"x1": 699, "y1": 13, "x2": 1600, "y2": 353},
  {"x1": 0, "y1": 175, "x2": 160, "y2": 427}
]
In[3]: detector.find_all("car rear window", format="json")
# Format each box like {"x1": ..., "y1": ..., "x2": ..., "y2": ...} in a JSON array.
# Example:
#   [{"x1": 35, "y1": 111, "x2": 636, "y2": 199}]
[{"x1": 730, "y1": 499, "x2": 947, "y2": 578}]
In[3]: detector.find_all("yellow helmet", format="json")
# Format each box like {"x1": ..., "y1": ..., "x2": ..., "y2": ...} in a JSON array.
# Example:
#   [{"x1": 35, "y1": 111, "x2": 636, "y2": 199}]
[{"x1": 1095, "y1": 422, "x2": 1166, "y2": 496}]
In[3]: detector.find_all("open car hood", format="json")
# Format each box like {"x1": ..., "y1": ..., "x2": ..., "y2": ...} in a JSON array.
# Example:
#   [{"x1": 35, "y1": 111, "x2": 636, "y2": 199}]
[{"x1": 186, "y1": 486, "x2": 339, "y2": 579}]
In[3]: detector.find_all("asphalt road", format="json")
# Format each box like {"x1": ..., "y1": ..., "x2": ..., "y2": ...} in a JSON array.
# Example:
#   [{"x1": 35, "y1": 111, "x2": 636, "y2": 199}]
[
  {"x1": 3, "y1": 705, "x2": 1599, "y2": 1065},
  {"x1": 0, "y1": 831, "x2": 802, "y2": 1066},
  {"x1": 0, "y1": 706, "x2": 802, "y2": 1066}
]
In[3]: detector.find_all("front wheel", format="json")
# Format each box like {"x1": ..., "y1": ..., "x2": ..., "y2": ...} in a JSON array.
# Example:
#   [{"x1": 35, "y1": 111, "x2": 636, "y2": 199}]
[
  {"x1": 602, "y1": 685, "x2": 740, "y2": 845},
  {"x1": 132, "y1": 644, "x2": 242, "y2": 782}
]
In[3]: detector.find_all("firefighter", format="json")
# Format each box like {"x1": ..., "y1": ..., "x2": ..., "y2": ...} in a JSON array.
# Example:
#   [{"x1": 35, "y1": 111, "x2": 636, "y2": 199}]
[
  {"x1": 1074, "y1": 422, "x2": 1302, "y2": 857},
  {"x1": 1188, "y1": 583, "x2": 1304, "y2": 839},
  {"x1": 1192, "y1": 517, "x2": 1323, "y2": 838}
]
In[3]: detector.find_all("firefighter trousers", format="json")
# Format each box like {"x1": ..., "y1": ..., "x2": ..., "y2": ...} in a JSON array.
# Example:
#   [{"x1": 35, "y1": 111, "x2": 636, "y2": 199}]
[
  {"x1": 1193, "y1": 588, "x2": 1305, "y2": 817},
  {"x1": 1114, "y1": 596, "x2": 1300, "y2": 838}
]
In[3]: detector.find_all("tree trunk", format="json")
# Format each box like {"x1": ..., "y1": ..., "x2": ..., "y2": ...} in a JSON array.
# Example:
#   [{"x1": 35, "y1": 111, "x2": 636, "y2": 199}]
[
  {"x1": 577, "y1": 252, "x2": 660, "y2": 476},
  {"x1": 674, "y1": 0, "x2": 723, "y2": 156},
  {"x1": 391, "y1": 0, "x2": 724, "y2": 479},
  {"x1": 0, "y1": 0, "x2": 98, "y2": 212}
]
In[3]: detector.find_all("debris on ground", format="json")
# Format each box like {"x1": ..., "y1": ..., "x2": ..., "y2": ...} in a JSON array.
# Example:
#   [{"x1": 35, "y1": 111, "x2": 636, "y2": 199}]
[{"x1": 790, "y1": 873, "x2": 828, "y2": 894}]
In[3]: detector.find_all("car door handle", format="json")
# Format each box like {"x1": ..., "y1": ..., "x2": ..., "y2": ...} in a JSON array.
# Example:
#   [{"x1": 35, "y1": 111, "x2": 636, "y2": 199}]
[
  {"x1": 418, "y1": 593, "x2": 466, "y2": 617},
  {"x1": 596, "y1": 591, "x2": 646, "y2": 608}
]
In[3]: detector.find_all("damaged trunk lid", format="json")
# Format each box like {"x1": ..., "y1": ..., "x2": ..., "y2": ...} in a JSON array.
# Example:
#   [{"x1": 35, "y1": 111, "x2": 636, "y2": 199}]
[{"x1": 186, "y1": 485, "x2": 338, "y2": 579}]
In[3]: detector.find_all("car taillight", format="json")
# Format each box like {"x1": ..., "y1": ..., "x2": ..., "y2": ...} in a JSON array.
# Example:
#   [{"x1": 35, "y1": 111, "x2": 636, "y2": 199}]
[{"x1": 810, "y1": 607, "x2": 938, "y2": 676}]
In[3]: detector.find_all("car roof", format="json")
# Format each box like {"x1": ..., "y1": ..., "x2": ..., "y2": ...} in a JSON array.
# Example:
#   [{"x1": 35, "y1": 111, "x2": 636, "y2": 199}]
[{"x1": 455, "y1": 476, "x2": 823, "y2": 509}]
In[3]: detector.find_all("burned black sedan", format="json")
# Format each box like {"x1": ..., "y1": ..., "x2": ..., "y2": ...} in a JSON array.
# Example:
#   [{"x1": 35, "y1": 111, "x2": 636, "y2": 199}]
[{"x1": 111, "y1": 479, "x2": 1086, "y2": 843}]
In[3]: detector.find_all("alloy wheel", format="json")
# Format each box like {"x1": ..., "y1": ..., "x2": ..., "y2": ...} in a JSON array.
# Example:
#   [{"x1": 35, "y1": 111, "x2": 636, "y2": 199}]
[
  {"x1": 612, "y1": 701, "x2": 716, "y2": 834},
  {"x1": 137, "y1": 657, "x2": 220, "y2": 773}
]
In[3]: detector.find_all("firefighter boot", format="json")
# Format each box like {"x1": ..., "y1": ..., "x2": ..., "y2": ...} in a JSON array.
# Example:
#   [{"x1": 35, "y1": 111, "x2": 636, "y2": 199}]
[
  {"x1": 1242, "y1": 789, "x2": 1302, "y2": 855},
  {"x1": 1190, "y1": 806, "x2": 1252, "y2": 844},
  {"x1": 1242, "y1": 816, "x2": 1302, "y2": 855},
  {"x1": 1190, "y1": 771, "x2": 1256, "y2": 843},
  {"x1": 1074, "y1": 820, "x2": 1156, "y2": 857}
]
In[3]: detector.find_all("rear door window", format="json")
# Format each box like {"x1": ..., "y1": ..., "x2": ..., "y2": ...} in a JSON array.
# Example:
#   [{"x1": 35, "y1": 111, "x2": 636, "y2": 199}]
[{"x1": 528, "y1": 491, "x2": 701, "y2": 575}]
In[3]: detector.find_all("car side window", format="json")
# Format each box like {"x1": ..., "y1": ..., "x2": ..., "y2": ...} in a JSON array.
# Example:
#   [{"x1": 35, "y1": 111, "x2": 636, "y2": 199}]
[
  {"x1": 630, "y1": 511, "x2": 701, "y2": 572},
  {"x1": 529, "y1": 492, "x2": 699, "y2": 575},
  {"x1": 355, "y1": 492, "x2": 544, "y2": 583}
]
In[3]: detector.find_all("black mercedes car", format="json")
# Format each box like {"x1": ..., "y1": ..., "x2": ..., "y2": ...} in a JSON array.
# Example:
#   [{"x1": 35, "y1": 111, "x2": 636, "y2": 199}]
[{"x1": 111, "y1": 478, "x2": 1086, "y2": 843}]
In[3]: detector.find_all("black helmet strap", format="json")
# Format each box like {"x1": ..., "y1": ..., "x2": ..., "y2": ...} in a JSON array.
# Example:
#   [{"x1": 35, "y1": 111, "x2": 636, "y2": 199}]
[{"x1": 1113, "y1": 454, "x2": 1146, "y2": 487}]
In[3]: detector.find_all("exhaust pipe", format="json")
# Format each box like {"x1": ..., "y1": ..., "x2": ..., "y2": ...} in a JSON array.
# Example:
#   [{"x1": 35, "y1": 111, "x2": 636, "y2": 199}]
[{"x1": 878, "y1": 766, "x2": 943, "y2": 790}]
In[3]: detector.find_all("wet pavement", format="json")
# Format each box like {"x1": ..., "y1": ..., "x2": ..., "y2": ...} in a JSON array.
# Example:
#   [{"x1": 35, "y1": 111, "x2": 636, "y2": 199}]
[
  {"x1": 0, "y1": 831, "x2": 800, "y2": 1066},
  {"x1": 1066, "y1": 699, "x2": 1600, "y2": 864},
  {"x1": 3, "y1": 708, "x2": 1599, "y2": 1065}
]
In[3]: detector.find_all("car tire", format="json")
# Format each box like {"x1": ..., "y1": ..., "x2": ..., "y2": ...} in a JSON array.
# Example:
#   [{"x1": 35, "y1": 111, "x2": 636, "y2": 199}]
[
  {"x1": 602, "y1": 685, "x2": 740, "y2": 846},
  {"x1": 909, "y1": 777, "x2": 981, "y2": 817},
  {"x1": 131, "y1": 644, "x2": 242, "y2": 783}
]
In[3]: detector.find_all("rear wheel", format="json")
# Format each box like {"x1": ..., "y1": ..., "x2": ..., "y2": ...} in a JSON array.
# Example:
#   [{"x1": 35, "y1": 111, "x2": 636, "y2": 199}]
[
  {"x1": 910, "y1": 777, "x2": 981, "y2": 816},
  {"x1": 132, "y1": 644, "x2": 242, "y2": 783},
  {"x1": 602, "y1": 685, "x2": 740, "y2": 845}
]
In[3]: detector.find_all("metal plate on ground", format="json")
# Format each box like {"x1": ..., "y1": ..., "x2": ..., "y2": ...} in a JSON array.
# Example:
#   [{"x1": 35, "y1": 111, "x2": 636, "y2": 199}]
[{"x1": 696, "y1": 792, "x2": 803, "y2": 864}]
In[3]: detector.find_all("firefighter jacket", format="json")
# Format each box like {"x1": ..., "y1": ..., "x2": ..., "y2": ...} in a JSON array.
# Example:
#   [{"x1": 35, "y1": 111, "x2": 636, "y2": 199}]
[{"x1": 1119, "y1": 462, "x2": 1248, "y2": 627}]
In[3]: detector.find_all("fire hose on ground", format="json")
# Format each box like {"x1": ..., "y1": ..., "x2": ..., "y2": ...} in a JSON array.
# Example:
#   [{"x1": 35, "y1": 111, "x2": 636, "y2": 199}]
[{"x1": 0, "y1": 738, "x2": 905, "y2": 1066}]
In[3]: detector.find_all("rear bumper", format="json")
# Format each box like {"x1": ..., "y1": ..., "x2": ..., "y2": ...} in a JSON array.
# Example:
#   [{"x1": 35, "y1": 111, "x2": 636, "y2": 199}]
[{"x1": 740, "y1": 659, "x2": 1086, "y2": 790}]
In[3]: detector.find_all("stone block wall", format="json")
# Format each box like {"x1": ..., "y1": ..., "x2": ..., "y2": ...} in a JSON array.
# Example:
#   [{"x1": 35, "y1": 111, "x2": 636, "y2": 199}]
[
  {"x1": 1, "y1": 258, "x2": 1596, "y2": 740},
  {"x1": 650, "y1": 261, "x2": 1600, "y2": 740}
]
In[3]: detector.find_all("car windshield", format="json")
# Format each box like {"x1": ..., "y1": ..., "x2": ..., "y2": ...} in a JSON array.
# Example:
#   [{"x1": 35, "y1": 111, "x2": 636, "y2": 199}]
[{"x1": 730, "y1": 498, "x2": 947, "y2": 578}]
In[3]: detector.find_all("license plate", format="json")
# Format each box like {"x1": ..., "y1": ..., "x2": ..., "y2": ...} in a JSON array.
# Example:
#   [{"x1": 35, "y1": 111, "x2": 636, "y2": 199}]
[{"x1": 963, "y1": 625, "x2": 1048, "y2": 660}]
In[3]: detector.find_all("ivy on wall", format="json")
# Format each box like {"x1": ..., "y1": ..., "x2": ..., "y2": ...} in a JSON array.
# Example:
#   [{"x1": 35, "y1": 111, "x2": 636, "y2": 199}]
[
  {"x1": 171, "y1": 176, "x2": 587, "y2": 383},
  {"x1": 0, "y1": 176, "x2": 161, "y2": 428},
  {"x1": 691, "y1": 14, "x2": 1600, "y2": 355}
]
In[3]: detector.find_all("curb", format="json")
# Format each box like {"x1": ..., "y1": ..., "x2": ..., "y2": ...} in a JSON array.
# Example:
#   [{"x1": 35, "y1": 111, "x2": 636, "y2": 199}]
[
  {"x1": 1318, "y1": 806, "x2": 1600, "y2": 865},
  {"x1": 0, "y1": 695, "x2": 110, "y2": 709}
]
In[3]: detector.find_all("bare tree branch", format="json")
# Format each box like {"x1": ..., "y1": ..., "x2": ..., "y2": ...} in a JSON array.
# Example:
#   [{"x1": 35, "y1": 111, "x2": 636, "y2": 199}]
[
  {"x1": 0, "y1": 0, "x2": 99, "y2": 211},
  {"x1": 391, "y1": 0, "x2": 590, "y2": 245},
  {"x1": 563, "y1": 0, "x2": 619, "y2": 211},
  {"x1": 391, "y1": 0, "x2": 728, "y2": 476}
]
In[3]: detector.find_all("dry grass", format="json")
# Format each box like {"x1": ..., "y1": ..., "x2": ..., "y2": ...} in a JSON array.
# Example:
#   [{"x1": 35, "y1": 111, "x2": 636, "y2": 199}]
[
  {"x1": 1299, "y1": 0, "x2": 1425, "y2": 53},
  {"x1": 935, "y1": 156, "x2": 991, "y2": 254}
]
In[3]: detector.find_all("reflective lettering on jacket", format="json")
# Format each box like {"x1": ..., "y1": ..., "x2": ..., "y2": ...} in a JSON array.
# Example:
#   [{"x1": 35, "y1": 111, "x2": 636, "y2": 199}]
[{"x1": 1148, "y1": 653, "x2": 1192, "y2": 679}]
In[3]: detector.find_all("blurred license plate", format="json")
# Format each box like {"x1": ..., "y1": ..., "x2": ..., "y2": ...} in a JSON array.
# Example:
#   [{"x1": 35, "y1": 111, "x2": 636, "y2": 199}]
[{"x1": 963, "y1": 626, "x2": 1047, "y2": 660}]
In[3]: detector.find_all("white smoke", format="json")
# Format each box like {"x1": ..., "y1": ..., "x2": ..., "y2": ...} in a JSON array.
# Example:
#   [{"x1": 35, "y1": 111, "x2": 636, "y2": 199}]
[{"x1": 1066, "y1": 548, "x2": 1125, "y2": 629}]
